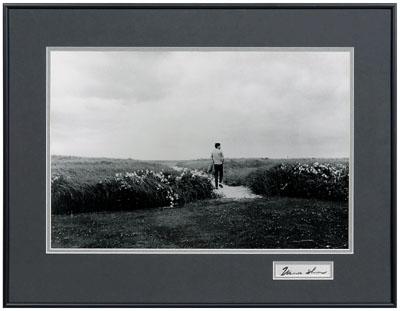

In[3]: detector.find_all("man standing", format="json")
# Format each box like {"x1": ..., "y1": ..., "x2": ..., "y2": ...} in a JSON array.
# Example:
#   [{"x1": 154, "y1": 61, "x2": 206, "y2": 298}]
[{"x1": 211, "y1": 143, "x2": 224, "y2": 189}]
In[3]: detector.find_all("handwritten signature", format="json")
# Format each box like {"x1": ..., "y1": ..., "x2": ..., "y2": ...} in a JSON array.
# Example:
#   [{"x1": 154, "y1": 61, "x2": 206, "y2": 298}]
[{"x1": 280, "y1": 266, "x2": 328, "y2": 276}]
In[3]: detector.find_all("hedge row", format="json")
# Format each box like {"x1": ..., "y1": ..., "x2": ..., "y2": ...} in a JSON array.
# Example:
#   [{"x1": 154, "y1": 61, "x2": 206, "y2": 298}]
[
  {"x1": 52, "y1": 169, "x2": 214, "y2": 214},
  {"x1": 247, "y1": 162, "x2": 349, "y2": 201}
]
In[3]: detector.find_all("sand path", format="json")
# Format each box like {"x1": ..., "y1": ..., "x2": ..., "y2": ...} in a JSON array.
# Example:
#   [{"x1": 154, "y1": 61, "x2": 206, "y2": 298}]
[
  {"x1": 213, "y1": 183, "x2": 261, "y2": 200},
  {"x1": 171, "y1": 166, "x2": 261, "y2": 200}
]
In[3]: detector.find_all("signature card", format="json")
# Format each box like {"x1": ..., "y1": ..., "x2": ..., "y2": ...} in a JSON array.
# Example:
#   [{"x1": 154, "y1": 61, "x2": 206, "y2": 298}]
[{"x1": 273, "y1": 261, "x2": 334, "y2": 280}]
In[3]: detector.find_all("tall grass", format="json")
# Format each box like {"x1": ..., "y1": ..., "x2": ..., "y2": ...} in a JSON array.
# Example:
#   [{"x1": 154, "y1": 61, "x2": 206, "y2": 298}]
[
  {"x1": 176, "y1": 157, "x2": 349, "y2": 189},
  {"x1": 52, "y1": 155, "x2": 170, "y2": 185},
  {"x1": 51, "y1": 156, "x2": 349, "y2": 215},
  {"x1": 52, "y1": 169, "x2": 214, "y2": 214},
  {"x1": 247, "y1": 162, "x2": 349, "y2": 201}
]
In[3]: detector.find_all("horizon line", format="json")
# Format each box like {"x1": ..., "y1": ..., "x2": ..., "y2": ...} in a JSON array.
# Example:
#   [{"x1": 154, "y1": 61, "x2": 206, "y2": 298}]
[{"x1": 50, "y1": 154, "x2": 350, "y2": 162}]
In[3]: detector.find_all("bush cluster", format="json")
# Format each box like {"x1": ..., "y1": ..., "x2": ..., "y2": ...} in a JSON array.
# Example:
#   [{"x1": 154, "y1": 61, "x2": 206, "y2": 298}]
[
  {"x1": 52, "y1": 169, "x2": 214, "y2": 214},
  {"x1": 247, "y1": 162, "x2": 349, "y2": 201}
]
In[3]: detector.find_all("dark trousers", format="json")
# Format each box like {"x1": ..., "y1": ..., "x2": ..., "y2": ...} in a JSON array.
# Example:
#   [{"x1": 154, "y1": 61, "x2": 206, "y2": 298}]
[{"x1": 214, "y1": 164, "x2": 223, "y2": 187}]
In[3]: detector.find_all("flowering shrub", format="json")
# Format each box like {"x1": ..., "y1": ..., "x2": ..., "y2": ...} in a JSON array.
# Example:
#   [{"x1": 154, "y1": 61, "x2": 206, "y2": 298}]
[
  {"x1": 247, "y1": 162, "x2": 349, "y2": 201},
  {"x1": 52, "y1": 169, "x2": 214, "y2": 214}
]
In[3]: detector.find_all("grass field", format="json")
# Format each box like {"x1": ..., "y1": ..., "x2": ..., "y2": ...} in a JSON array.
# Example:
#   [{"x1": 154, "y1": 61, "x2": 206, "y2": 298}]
[
  {"x1": 51, "y1": 155, "x2": 349, "y2": 249},
  {"x1": 52, "y1": 155, "x2": 172, "y2": 185},
  {"x1": 176, "y1": 157, "x2": 348, "y2": 186},
  {"x1": 52, "y1": 155, "x2": 348, "y2": 188},
  {"x1": 52, "y1": 197, "x2": 348, "y2": 249}
]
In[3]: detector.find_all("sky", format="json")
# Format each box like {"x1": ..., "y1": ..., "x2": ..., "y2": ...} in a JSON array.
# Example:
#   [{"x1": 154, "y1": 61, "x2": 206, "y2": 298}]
[{"x1": 50, "y1": 49, "x2": 351, "y2": 160}]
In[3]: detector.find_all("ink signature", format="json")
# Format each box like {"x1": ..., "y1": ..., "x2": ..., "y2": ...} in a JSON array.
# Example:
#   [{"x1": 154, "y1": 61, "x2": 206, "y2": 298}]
[{"x1": 280, "y1": 266, "x2": 328, "y2": 276}]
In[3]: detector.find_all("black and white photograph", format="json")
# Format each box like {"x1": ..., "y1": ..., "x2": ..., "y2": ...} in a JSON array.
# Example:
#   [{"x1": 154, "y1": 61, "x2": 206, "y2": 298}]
[{"x1": 47, "y1": 48, "x2": 353, "y2": 253}]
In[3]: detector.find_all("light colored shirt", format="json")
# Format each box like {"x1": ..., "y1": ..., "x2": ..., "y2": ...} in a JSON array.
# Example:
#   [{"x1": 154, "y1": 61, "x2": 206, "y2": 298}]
[{"x1": 211, "y1": 148, "x2": 224, "y2": 165}]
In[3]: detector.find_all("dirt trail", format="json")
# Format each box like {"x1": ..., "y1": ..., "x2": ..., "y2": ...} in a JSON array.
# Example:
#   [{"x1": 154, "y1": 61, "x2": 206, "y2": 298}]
[
  {"x1": 171, "y1": 166, "x2": 261, "y2": 200},
  {"x1": 214, "y1": 183, "x2": 261, "y2": 200}
]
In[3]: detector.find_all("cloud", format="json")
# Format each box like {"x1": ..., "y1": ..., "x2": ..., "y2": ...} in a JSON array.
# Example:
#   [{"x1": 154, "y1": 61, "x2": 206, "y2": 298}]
[{"x1": 50, "y1": 50, "x2": 351, "y2": 160}]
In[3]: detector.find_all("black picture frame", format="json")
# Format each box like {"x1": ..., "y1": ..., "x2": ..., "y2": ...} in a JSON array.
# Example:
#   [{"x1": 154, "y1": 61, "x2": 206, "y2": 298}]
[{"x1": 3, "y1": 3, "x2": 396, "y2": 307}]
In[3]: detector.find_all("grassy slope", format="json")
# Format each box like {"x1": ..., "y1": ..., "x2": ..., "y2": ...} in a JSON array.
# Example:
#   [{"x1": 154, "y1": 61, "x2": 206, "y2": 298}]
[
  {"x1": 52, "y1": 155, "x2": 172, "y2": 185},
  {"x1": 52, "y1": 155, "x2": 349, "y2": 186},
  {"x1": 52, "y1": 197, "x2": 348, "y2": 249},
  {"x1": 176, "y1": 158, "x2": 349, "y2": 186}
]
